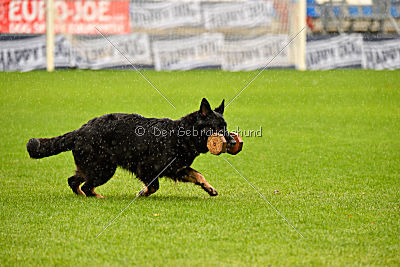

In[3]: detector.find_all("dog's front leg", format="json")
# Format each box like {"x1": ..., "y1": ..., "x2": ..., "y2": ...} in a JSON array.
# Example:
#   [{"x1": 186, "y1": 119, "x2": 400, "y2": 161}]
[
  {"x1": 137, "y1": 178, "x2": 159, "y2": 197},
  {"x1": 179, "y1": 167, "x2": 218, "y2": 196}
]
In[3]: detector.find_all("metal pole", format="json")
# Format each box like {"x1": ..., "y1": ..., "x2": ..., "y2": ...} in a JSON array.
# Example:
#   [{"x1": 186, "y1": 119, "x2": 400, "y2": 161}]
[
  {"x1": 46, "y1": 0, "x2": 55, "y2": 72},
  {"x1": 297, "y1": 0, "x2": 307, "y2": 70}
]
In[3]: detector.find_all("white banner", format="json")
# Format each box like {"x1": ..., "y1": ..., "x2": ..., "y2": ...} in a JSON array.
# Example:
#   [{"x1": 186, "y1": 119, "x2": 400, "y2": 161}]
[
  {"x1": 70, "y1": 33, "x2": 152, "y2": 69},
  {"x1": 0, "y1": 36, "x2": 46, "y2": 71},
  {"x1": 131, "y1": 2, "x2": 201, "y2": 29},
  {"x1": 2, "y1": 34, "x2": 400, "y2": 71},
  {"x1": 152, "y1": 34, "x2": 224, "y2": 71},
  {"x1": 203, "y1": 1, "x2": 274, "y2": 29},
  {"x1": 0, "y1": 35, "x2": 70, "y2": 71},
  {"x1": 306, "y1": 34, "x2": 363, "y2": 70},
  {"x1": 362, "y1": 39, "x2": 400, "y2": 70},
  {"x1": 0, "y1": 34, "x2": 151, "y2": 71},
  {"x1": 222, "y1": 35, "x2": 290, "y2": 71},
  {"x1": 54, "y1": 35, "x2": 74, "y2": 68}
]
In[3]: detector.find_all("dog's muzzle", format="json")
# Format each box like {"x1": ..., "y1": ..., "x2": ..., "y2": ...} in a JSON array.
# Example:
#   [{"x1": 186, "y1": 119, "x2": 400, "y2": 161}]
[{"x1": 226, "y1": 135, "x2": 236, "y2": 149}]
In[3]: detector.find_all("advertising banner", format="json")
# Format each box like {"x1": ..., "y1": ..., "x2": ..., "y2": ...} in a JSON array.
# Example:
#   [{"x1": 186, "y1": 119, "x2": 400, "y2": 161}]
[
  {"x1": 130, "y1": 1, "x2": 201, "y2": 29},
  {"x1": 0, "y1": 35, "x2": 46, "y2": 71},
  {"x1": 0, "y1": 33, "x2": 151, "y2": 71},
  {"x1": 0, "y1": 0, "x2": 130, "y2": 34},
  {"x1": 363, "y1": 39, "x2": 400, "y2": 70},
  {"x1": 222, "y1": 35, "x2": 290, "y2": 71},
  {"x1": 306, "y1": 34, "x2": 363, "y2": 70},
  {"x1": 71, "y1": 33, "x2": 152, "y2": 69},
  {"x1": 203, "y1": 1, "x2": 274, "y2": 29},
  {"x1": 152, "y1": 34, "x2": 224, "y2": 71}
]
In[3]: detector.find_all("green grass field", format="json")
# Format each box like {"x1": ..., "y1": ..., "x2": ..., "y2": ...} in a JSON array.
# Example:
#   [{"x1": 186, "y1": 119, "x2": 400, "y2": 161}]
[{"x1": 1, "y1": 70, "x2": 399, "y2": 266}]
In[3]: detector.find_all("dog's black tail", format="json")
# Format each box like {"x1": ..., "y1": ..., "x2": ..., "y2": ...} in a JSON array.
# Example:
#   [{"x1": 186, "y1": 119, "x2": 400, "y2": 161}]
[{"x1": 26, "y1": 131, "x2": 76, "y2": 159}]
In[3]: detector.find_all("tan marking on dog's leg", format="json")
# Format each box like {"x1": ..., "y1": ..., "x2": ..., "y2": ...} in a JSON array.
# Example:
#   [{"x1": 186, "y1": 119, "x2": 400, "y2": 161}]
[
  {"x1": 74, "y1": 165, "x2": 87, "y2": 196},
  {"x1": 76, "y1": 187, "x2": 86, "y2": 196},
  {"x1": 137, "y1": 185, "x2": 157, "y2": 197},
  {"x1": 137, "y1": 186, "x2": 148, "y2": 197},
  {"x1": 183, "y1": 169, "x2": 218, "y2": 196},
  {"x1": 91, "y1": 189, "x2": 105, "y2": 199}
]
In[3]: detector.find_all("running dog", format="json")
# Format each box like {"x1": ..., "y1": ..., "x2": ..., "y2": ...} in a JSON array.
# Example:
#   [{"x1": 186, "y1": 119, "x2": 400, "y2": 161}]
[{"x1": 26, "y1": 98, "x2": 235, "y2": 198}]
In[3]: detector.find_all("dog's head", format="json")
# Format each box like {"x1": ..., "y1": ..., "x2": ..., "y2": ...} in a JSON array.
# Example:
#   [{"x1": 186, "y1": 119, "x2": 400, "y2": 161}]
[{"x1": 194, "y1": 98, "x2": 236, "y2": 152}]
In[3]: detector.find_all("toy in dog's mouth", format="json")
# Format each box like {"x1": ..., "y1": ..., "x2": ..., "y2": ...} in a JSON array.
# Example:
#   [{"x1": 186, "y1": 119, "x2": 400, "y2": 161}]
[{"x1": 207, "y1": 132, "x2": 243, "y2": 155}]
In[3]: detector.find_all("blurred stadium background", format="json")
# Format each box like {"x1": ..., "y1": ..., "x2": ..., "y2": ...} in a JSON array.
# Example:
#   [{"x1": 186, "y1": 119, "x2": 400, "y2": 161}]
[{"x1": 0, "y1": 0, "x2": 399, "y2": 71}]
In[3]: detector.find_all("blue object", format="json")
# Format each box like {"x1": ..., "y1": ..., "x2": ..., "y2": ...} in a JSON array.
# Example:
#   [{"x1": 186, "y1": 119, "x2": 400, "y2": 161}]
[
  {"x1": 391, "y1": 6, "x2": 400, "y2": 18},
  {"x1": 349, "y1": 6, "x2": 360, "y2": 16},
  {"x1": 362, "y1": 6, "x2": 373, "y2": 16},
  {"x1": 307, "y1": 7, "x2": 320, "y2": 18},
  {"x1": 333, "y1": 6, "x2": 341, "y2": 16}
]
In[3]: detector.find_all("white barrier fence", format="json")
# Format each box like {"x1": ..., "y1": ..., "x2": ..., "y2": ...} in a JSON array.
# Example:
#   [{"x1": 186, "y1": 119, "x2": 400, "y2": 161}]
[
  {"x1": 0, "y1": 34, "x2": 399, "y2": 71},
  {"x1": 306, "y1": 35, "x2": 400, "y2": 70}
]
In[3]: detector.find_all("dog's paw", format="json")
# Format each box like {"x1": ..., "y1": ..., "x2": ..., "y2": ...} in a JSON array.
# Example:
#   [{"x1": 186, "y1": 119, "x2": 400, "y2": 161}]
[
  {"x1": 208, "y1": 187, "x2": 218, "y2": 196},
  {"x1": 137, "y1": 189, "x2": 146, "y2": 197},
  {"x1": 137, "y1": 189, "x2": 154, "y2": 197}
]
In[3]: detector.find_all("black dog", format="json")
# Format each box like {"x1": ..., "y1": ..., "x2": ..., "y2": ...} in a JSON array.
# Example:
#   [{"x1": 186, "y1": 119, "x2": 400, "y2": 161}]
[{"x1": 26, "y1": 98, "x2": 235, "y2": 198}]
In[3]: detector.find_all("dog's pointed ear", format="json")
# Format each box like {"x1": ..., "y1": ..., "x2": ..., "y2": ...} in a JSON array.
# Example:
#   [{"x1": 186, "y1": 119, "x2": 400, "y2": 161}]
[
  {"x1": 199, "y1": 98, "x2": 212, "y2": 116},
  {"x1": 214, "y1": 99, "x2": 225, "y2": 114}
]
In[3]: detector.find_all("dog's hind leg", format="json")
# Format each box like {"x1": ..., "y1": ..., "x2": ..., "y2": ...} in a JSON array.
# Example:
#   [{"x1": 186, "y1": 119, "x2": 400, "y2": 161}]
[
  {"x1": 73, "y1": 146, "x2": 116, "y2": 198},
  {"x1": 68, "y1": 175, "x2": 86, "y2": 196},
  {"x1": 80, "y1": 163, "x2": 117, "y2": 199},
  {"x1": 177, "y1": 167, "x2": 218, "y2": 196},
  {"x1": 68, "y1": 165, "x2": 87, "y2": 196},
  {"x1": 81, "y1": 181, "x2": 105, "y2": 199}
]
